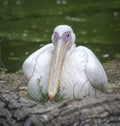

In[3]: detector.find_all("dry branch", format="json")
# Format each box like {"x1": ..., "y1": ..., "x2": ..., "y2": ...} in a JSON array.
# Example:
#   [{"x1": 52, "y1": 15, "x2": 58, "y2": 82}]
[{"x1": 0, "y1": 89, "x2": 120, "y2": 126}]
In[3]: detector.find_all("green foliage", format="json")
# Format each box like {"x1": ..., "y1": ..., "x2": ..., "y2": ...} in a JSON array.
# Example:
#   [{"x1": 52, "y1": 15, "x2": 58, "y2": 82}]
[
  {"x1": 37, "y1": 86, "x2": 65, "y2": 103},
  {"x1": 33, "y1": 78, "x2": 65, "y2": 103},
  {"x1": 15, "y1": 69, "x2": 22, "y2": 74}
]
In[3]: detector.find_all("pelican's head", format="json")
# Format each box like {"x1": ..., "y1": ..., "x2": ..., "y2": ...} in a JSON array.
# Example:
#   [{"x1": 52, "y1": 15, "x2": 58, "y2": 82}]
[
  {"x1": 48, "y1": 25, "x2": 76, "y2": 101},
  {"x1": 52, "y1": 25, "x2": 76, "y2": 46}
]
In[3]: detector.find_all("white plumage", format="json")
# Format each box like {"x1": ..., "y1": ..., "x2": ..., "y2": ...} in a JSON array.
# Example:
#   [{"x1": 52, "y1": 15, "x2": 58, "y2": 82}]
[{"x1": 22, "y1": 25, "x2": 108, "y2": 101}]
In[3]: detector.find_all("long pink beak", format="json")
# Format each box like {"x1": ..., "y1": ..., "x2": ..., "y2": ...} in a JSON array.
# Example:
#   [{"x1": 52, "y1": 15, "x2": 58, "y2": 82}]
[{"x1": 48, "y1": 40, "x2": 67, "y2": 101}]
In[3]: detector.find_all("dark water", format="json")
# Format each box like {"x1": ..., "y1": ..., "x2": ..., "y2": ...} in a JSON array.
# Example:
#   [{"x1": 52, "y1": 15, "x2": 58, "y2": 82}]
[{"x1": 0, "y1": 0, "x2": 120, "y2": 73}]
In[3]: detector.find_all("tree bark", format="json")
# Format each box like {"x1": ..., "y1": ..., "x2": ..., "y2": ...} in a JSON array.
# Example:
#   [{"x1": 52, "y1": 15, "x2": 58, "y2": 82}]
[{"x1": 0, "y1": 89, "x2": 120, "y2": 126}]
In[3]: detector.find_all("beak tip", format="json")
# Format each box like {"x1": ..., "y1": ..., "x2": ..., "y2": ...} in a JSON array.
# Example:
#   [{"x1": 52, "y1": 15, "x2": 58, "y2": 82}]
[{"x1": 49, "y1": 94, "x2": 53, "y2": 101}]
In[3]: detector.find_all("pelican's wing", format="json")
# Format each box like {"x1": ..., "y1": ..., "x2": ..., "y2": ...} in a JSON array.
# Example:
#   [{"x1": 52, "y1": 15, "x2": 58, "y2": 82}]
[
  {"x1": 74, "y1": 46, "x2": 108, "y2": 92},
  {"x1": 22, "y1": 43, "x2": 53, "y2": 80}
]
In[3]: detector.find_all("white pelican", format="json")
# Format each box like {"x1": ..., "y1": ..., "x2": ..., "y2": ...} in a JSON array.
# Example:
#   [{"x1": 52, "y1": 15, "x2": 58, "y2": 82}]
[{"x1": 22, "y1": 25, "x2": 108, "y2": 101}]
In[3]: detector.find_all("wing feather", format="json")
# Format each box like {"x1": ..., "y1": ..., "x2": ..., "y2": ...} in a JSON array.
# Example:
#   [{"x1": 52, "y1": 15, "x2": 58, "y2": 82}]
[
  {"x1": 82, "y1": 46, "x2": 108, "y2": 92},
  {"x1": 72, "y1": 46, "x2": 108, "y2": 92},
  {"x1": 22, "y1": 43, "x2": 53, "y2": 80}
]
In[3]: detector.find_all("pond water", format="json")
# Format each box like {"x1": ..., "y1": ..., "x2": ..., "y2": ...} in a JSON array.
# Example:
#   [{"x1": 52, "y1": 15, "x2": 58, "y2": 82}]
[{"x1": 0, "y1": 0, "x2": 120, "y2": 73}]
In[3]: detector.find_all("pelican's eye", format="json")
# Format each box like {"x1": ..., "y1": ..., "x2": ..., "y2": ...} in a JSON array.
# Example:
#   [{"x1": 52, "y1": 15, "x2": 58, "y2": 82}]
[
  {"x1": 62, "y1": 31, "x2": 71, "y2": 42},
  {"x1": 53, "y1": 32, "x2": 60, "y2": 42},
  {"x1": 53, "y1": 35, "x2": 57, "y2": 42},
  {"x1": 67, "y1": 33, "x2": 70, "y2": 37}
]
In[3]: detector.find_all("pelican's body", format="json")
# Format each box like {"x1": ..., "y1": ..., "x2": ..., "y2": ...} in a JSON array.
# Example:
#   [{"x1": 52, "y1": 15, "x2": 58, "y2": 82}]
[{"x1": 22, "y1": 25, "x2": 108, "y2": 101}]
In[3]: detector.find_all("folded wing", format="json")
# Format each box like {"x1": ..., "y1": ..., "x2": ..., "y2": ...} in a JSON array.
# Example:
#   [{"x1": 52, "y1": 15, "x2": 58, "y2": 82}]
[
  {"x1": 22, "y1": 44, "x2": 53, "y2": 80},
  {"x1": 79, "y1": 46, "x2": 108, "y2": 92}
]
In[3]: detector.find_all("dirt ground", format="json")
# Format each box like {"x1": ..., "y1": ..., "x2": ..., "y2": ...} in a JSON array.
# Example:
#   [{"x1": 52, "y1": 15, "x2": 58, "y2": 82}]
[{"x1": 0, "y1": 57, "x2": 120, "y2": 99}]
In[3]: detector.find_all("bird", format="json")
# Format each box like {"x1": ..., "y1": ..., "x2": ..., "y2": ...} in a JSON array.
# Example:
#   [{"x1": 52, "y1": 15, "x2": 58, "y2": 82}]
[{"x1": 22, "y1": 25, "x2": 108, "y2": 101}]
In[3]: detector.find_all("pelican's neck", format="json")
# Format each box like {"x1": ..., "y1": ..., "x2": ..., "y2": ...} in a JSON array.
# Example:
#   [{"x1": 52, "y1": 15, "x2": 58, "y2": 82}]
[
  {"x1": 71, "y1": 43, "x2": 76, "y2": 49},
  {"x1": 66, "y1": 43, "x2": 76, "y2": 53}
]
